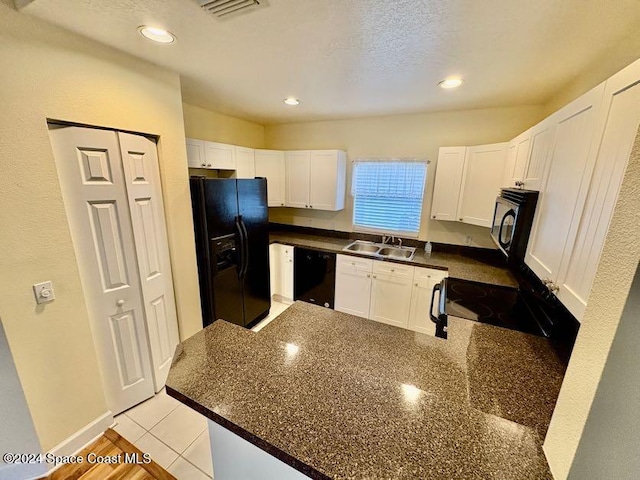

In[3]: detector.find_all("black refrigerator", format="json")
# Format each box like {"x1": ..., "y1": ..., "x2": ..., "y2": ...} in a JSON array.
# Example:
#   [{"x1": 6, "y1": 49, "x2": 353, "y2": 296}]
[{"x1": 190, "y1": 177, "x2": 271, "y2": 328}]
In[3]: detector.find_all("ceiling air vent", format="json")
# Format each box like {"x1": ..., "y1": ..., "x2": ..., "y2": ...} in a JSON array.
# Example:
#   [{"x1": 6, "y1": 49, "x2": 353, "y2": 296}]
[{"x1": 196, "y1": 0, "x2": 268, "y2": 19}]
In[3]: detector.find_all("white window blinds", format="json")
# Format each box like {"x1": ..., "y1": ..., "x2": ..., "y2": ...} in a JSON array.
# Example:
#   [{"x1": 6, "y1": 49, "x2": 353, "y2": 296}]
[{"x1": 351, "y1": 160, "x2": 427, "y2": 236}]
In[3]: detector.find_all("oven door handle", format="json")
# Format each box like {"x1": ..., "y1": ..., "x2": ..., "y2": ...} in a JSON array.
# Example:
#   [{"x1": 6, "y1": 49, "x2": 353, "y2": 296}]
[
  {"x1": 498, "y1": 209, "x2": 516, "y2": 249},
  {"x1": 429, "y1": 283, "x2": 441, "y2": 324}
]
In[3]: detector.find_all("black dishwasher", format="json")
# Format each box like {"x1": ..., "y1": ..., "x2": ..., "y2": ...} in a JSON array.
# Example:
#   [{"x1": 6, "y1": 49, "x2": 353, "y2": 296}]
[{"x1": 294, "y1": 247, "x2": 336, "y2": 309}]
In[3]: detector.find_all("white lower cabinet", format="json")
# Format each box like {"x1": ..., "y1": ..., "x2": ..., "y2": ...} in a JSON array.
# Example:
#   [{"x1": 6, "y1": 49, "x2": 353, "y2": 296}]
[
  {"x1": 369, "y1": 262, "x2": 413, "y2": 328},
  {"x1": 408, "y1": 268, "x2": 448, "y2": 335},
  {"x1": 335, "y1": 254, "x2": 445, "y2": 336},
  {"x1": 335, "y1": 255, "x2": 374, "y2": 318},
  {"x1": 269, "y1": 243, "x2": 294, "y2": 302}
]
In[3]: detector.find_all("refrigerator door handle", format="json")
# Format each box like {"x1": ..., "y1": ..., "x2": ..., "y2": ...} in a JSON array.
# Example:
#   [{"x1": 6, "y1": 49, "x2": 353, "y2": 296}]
[
  {"x1": 234, "y1": 216, "x2": 245, "y2": 280},
  {"x1": 239, "y1": 218, "x2": 250, "y2": 280}
]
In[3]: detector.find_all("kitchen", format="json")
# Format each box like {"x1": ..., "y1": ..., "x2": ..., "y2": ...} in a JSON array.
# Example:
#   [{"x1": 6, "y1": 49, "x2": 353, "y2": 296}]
[{"x1": 1, "y1": 1, "x2": 640, "y2": 480}]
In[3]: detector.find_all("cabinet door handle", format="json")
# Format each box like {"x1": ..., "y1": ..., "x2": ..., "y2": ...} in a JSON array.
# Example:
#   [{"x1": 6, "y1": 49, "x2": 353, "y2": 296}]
[
  {"x1": 367, "y1": 274, "x2": 371, "y2": 278},
  {"x1": 414, "y1": 283, "x2": 418, "y2": 287},
  {"x1": 310, "y1": 205, "x2": 313, "y2": 208},
  {"x1": 459, "y1": 217, "x2": 463, "y2": 221},
  {"x1": 372, "y1": 275, "x2": 377, "y2": 279},
  {"x1": 201, "y1": 163, "x2": 206, "y2": 167},
  {"x1": 390, "y1": 268, "x2": 395, "y2": 272}
]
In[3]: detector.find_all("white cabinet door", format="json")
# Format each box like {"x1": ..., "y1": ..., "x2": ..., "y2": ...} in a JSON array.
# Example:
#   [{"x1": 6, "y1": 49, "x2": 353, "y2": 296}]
[
  {"x1": 186, "y1": 138, "x2": 206, "y2": 168},
  {"x1": 309, "y1": 150, "x2": 347, "y2": 211},
  {"x1": 430, "y1": 147, "x2": 467, "y2": 221},
  {"x1": 285, "y1": 151, "x2": 311, "y2": 208},
  {"x1": 255, "y1": 150, "x2": 286, "y2": 207},
  {"x1": 523, "y1": 117, "x2": 557, "y2": 191},
  {"x1": 118, "y1": 132, "x2": 180, "y2": 391},
  {"x1": 408, "y1": 268, "x2": 448, "y2": 336},
  {"x1": 335, "y1": 255, "x2": 373, "y2": 318},
  {"x1": 235, "y1": 146, "x2": 255, "y2": 179},
  {"x1": 369, "y1": 262, "x2": 413, "y2": 328},
  {"x1": 282, "y1": 245, "x2": 294, "y2": 302},
  {"x1": 525, "y1": 83, "x2": 606, "y2": 283},
  {"x1": 49, "y1": 126, "x2": 154, "y2": 414},
  {"x1": 457, "y1": 143, "x2": 508, "y2": 227},
  {"x1": 269, "y1": 243, "x2": 281, "y2": 298},
  {"x1": 205, "y1": 141, "x2": 236, "y2": 170},
  {"x1": 503, "y1": 130, "x2": 532, "y2": 187},
  {"x1": 556, "y1": 61, "x2": 640, "y2": 320}
]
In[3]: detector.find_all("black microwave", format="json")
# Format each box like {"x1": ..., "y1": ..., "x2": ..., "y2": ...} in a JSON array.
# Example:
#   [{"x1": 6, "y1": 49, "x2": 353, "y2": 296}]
[{"x1": 490, "y1": 188, "x2": 539, "y2": 265}]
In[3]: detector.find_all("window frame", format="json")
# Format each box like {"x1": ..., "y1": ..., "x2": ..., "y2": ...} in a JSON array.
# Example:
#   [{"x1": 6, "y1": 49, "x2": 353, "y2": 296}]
[{"x1": 350, "y1": 159, "x2": 428, "y2": 238}]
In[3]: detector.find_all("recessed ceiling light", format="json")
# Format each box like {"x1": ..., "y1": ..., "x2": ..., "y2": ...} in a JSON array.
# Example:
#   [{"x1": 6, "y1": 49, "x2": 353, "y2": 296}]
[
  {"x1": 438, "y1": 78, "x2": 464, "y2": 89},
  {"x1": 284, "y1": 97, "x2": 300, "y2": 106},
  {"x1": 138, "y1": 26, "x2": 176, "y2": 44}
]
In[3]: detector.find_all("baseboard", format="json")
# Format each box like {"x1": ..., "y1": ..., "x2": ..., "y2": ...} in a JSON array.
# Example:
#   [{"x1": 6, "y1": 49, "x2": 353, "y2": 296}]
[{"x1": 38, "y1": 411, "x2": 114, "y2": 478}]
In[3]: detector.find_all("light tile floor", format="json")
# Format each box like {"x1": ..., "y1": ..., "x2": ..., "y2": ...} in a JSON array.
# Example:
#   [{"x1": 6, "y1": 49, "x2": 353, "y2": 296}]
[{"x1": 112, "y1": 300, "x2": 291, "y2": 480}]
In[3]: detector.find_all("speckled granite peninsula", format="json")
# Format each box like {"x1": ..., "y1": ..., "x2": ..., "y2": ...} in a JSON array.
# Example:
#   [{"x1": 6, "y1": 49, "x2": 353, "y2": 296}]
[{"x1": 167, "y1": 302, "x2": 566, "y2": 479}]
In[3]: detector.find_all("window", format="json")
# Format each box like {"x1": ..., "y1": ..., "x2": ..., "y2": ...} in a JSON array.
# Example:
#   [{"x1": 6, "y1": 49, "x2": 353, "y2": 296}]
[{"x1": 351, "y1": 160, "x2": 427, "y2": 237}]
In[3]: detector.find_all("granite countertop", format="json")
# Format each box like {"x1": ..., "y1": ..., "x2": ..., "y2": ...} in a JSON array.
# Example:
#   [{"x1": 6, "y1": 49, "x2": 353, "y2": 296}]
[
  {"x1": 269, "y1": 231, "x2": 518, "y2": 288},
  {"x1": 167, "y1": 302, "x2": 566, "y2": 479}
]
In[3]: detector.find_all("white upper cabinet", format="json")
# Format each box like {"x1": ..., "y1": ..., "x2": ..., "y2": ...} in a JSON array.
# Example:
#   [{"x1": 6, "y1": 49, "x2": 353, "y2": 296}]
[
  {"x1": 285, "y1": 150, "x2": 311, "y2": 208},
  {"x1": 430, "y1": 147, "x2": 466, "y2": 221},
  {"x1": 205, "y1": 141, "x2": 236, "y2": 170},
  {"x1": 255, "y1": 149, "x2": 286, "y2": 207},
  {"x1": 525, "y1": 82, "x2": 606, "y2": 285},
  {"x1": 502, "y1": 130, "x2": 532, "y2": 188},
  {"x1": 556, "y1": 60, "x2": 640, "y2": 320},
  {"x1": 235, "y1": 146, "x2": 255, "y2": 179},
  {"x1": 457, "y1": 143, "x2": 508, "y2": 227},
  {"x1": 310, "y1": 150, "x2": 347, "y2": 211},
  {"x1": 522, "y1": 116, "x2": 557, "y2": 191},
  {"x1": 186, "y1": 138, "x2": 206, "y2": 168},
  {"x1": 285, "y1": 150, "x2": 347, "y2": 211}
]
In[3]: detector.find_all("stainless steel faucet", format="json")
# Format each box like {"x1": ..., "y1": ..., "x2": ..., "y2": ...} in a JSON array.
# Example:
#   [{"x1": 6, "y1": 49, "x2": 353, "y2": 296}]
[
  {"x1": 396, "y1": 237, "x2": 403, "y2": 248},
  {"x1": 382, "y1": 235, "x2": 393, "y2": 244}
]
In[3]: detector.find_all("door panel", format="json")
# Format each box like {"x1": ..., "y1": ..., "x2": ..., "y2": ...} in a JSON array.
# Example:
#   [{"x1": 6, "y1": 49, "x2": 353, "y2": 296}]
[
  {"x1": 457, "y1": 143, "x2": 508, "y2": 227},
  {"x1": 309, "y1": 151, "x2": 337, "y2": 210},
  {"x1": 255, "y1": 150, "x2": 286, "y2": 207},
  {"x1": 430, "y1": 147, "x2": 466, "y2": 221},
  {"x1": 49, "y1": 125, "x2": 154, "y2": 414},
  {"x1": 557, "y1": 67, "x2": 640, "y2": 320},
  {"x1": 285, "y1": 151, "x2": 310, "y2": 208},
  {"x1": 408, "y1": 269, "x2": 447, "y2": 335},
  {"x1": 524, "y1": 118, "x2": 556, "y2": 191},
  {"x1": 525, "y1": 84, "x2": 605, "y2": 282},
  {"x1": 369, "y1": 272, "x2": 412, "y2": 328},
  {"x1": 237, "y1": 179, "x2": 271, "y2": 325},
  {"x1": 118, "y1": 132, "x2": 180, "y2": 392},
  {"x1": 335, "y1": 268, "x2": 372, "y2": 318}
]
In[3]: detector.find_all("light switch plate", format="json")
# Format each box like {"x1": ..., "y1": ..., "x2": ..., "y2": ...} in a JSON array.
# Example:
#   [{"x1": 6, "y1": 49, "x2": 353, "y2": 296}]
[{"x1": 33, "y1": 281, "x2": 55, "y2": 304}]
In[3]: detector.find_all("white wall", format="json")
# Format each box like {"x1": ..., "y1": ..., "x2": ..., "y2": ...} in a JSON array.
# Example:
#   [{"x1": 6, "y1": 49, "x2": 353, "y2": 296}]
[
  {"x1": 566, "y1": 265, "x2": 640, "y2": 479},
  {"x1": 264, "y1": 106, "x2": 546, "y2": 247},
  {"x1": 0, "y1": 0, "x2": 201, "y2": 450}
]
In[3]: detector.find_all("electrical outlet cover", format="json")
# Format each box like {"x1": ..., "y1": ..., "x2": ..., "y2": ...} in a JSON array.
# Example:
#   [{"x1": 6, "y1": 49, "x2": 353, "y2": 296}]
[{"x1": 33, "y1": 281, "x2": 55, "y2": 304}]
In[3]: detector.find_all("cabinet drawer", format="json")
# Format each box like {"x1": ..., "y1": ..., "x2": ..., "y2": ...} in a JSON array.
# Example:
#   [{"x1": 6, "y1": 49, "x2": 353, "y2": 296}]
[
  {"x1": 413, "y1": 267, "x2": 447, "y2": 282},
  {"x1": 373, "y1": 261, "x2": 413, "y2": 278},
  {"x1": 337, "y1": 254, "x2": 373, "y2": 273}
]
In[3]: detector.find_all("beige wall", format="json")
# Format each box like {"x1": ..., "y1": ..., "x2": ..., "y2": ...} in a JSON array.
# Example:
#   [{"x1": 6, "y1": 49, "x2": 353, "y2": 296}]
[
  {"x1": 543, "y1": 127, "x2": 640, "y2": 478},
  {"x1": 183, "y1": 103, "x2": 265, "y2": 148},
  {"x1": 0, "y1": 1, "x2": 201, "y2": 450},
  {"x1": 545, "y1": 35, "x2": 640, "y2": 114},
  {"x1": 264, "y1": 106, "x2": 546, "y2": 247}
]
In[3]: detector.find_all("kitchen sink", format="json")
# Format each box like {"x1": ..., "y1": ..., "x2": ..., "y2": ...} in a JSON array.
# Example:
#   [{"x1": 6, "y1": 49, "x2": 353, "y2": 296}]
[
  {"x1": 342, "y1": 241, "x2": 416, "y2": 261},
  {"x1": 343, "y1": 241, "x2": 381, "y2": 254},
  {"x1": 378, "y1": 247, "x2": 415, "y2": 260}
]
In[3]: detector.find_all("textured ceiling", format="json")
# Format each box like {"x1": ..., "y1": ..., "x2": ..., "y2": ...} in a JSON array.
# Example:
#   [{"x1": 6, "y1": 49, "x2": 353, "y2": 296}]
[{"x1": 17, "y1": 0, "x2": 640, "y2": 124}]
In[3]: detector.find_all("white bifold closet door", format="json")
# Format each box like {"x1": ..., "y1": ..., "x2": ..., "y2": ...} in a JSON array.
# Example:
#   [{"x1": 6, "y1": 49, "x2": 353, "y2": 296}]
[{"x1": 50, "y1": 125, "x2": 179, "y2": 415}]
